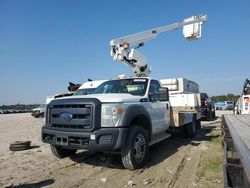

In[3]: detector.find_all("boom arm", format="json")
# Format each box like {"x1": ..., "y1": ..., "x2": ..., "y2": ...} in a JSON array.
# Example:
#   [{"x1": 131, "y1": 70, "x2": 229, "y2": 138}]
[
  {"x1": 242, "y1": 78, "x2": 250, "y2": 95},
  {"x1": 110, "y1": 15, "x2": 208, "y2": 77}
]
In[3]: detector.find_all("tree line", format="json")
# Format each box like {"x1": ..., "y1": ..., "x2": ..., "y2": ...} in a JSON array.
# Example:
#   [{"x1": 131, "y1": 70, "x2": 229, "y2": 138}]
[
  {"x1": 211, "y1": 94, "x2": 240, "y2": 103},
  {"x1": 0, "y1": 104, "x2": 40, "y2": 110}
]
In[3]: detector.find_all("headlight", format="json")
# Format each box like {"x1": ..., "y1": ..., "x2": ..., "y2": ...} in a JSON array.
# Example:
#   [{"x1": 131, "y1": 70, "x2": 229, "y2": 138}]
[{"x1": 101, "y1": 104, "x2": 125, "y2": 127}]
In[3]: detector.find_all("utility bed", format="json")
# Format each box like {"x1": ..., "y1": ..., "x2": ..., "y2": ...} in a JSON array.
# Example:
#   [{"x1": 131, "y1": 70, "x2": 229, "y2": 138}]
[
  {"x1": 222, "y1": 114, "x2": 250, "y2": 187},
  {"x1": 160, "y1": 78, "x2": 199, "y2": 94},
  {"x1": 169, "y1": 93, "x2": 201, "y2": 127}
]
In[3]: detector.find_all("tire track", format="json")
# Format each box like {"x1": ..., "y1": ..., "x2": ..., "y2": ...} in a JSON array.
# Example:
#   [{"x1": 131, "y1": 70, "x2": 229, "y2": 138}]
[
  {"x1": 165, "y1": 153, "x2": 189, "y2": 188},
  {"x1": 166, "y1": 142, "x2": 204, "y2": 188}
]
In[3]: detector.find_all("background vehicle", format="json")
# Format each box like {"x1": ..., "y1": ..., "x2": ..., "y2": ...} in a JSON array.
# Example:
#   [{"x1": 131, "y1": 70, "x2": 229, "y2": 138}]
[
  {"x1": 224, "y1": 101, "x2": 234, "y2": 110},
  {"x1": 214, "y1": 101, "x2": 234, "y2": 110},
  {"x1": 200, "y1": 93, "x2": 215, "y2": 120},
  {"x1": 0, "y1": 109, "x2": 12, "y2": 114},
  {"x1": 31, "y1": 104, "x2": 46, "y2": 118},
  {"x1": 214, "y1": 102, "x2": 224, "y2": 110},
  {"x1": 234, "y1": 98, "x2": 241, "y2": 114},
  {"x1": 234, "y1": 78, "x2": 250, "y2": 114}
]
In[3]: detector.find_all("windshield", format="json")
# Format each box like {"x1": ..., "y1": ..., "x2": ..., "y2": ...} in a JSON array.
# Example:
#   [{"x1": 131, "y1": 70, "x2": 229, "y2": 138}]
[
  {"x1": 39, "y1": 104, "x2": 46, "y2": 108},
  {"x1": 73, "y1": 88, "x2": 96, "y2": 96},
  {"x1": 92, "y1": 78, "x2": 148, "y2": 96}
]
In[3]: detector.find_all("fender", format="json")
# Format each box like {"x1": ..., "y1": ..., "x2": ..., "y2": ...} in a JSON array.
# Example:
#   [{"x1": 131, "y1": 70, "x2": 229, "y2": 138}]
[{"x1": 119, "y1": 104, "x2": 152, "y2": 140}]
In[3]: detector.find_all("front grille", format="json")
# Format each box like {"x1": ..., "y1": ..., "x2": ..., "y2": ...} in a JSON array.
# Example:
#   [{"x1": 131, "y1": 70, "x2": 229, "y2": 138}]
[
  {"x1": 53, "y1": 104, "x2": 87, "y2": 108},
  {"x1": 49, "y1": 104, "x2": 93, "y2": 130},
  {"x1": 52, "y1": 114, "x2": 90, "y2": 119},
  {"x1": 52, "y1": 124, "x2": 88, "y2": 129}
]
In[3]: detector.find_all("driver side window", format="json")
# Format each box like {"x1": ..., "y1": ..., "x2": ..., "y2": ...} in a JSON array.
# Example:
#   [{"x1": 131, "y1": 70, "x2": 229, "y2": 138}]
[{"x1": 149, "y1": 80, "x2": 161, "y2": 101}]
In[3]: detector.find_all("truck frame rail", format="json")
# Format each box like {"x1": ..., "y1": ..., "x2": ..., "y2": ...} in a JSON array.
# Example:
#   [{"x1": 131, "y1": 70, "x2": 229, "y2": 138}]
[{"x1": 222, "y1": 115, "x2": 250, "y2": 187}]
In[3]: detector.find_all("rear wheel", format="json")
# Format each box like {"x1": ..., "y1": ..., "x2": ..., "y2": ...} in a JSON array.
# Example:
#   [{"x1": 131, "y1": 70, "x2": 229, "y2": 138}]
[
  {"x1": 185, "y1": 115, "x2": 196, "y2": 138},
  {"x1": 196, "y1": 119, "x2": 201, "y2": 129},
  {"x1": 206, "y1": 110, "x2": 213, "y2": 121},
  {"x1": 121, "y1": 126, "x2": 149, "y2": 170},
  {"x1": 50, "y1": 145, "x2": 77, "y2": 158},
  {"x1": 212, "y1": 111, "x2": 216, "y2": 118}
]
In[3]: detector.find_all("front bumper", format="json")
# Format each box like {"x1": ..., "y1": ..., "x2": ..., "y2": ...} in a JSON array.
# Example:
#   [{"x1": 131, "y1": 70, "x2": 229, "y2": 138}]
[
  {"x1": 42, "y1": 126, "x2": 128, "y2": 151},
  {"x1": 31, "y1": 111, "x2": 43, "y2": 117}
]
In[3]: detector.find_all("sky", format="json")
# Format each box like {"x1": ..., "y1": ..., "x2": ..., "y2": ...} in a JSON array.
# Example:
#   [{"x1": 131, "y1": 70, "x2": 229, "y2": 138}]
[{"x1": 0, "y1": 0, "x2": 250, "y2": 105}]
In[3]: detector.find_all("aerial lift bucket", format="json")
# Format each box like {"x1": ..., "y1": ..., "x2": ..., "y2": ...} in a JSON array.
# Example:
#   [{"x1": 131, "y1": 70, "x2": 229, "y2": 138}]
[{"x1": 183, "y1": 16, "x2": 203, "y2": 40}]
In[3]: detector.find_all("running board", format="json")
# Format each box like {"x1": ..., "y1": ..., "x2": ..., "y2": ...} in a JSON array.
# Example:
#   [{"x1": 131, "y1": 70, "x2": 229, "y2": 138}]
[{"x1": 149, "y1": 132, "x2": 171, "y2": 146}]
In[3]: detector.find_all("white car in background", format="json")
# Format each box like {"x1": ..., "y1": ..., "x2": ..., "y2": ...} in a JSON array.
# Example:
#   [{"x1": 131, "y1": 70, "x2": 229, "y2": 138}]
[
  {"x1": 31, "y1": 104, "x2": 46, "y2": 118},
  {"x1": 215, "y1": 101, "x2": 234, "y2": 110}
]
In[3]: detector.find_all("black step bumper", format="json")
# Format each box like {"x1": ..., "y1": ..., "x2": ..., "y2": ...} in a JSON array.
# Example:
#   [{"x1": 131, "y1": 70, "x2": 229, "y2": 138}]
[{"x1": 42, "y1": 126, "x2": 128, "y2": 151}]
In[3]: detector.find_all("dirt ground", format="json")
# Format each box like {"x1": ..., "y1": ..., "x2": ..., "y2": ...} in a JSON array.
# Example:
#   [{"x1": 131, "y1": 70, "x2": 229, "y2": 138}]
[{"x1": 0, "y1": 111, "x2": 231, "y2": 188}]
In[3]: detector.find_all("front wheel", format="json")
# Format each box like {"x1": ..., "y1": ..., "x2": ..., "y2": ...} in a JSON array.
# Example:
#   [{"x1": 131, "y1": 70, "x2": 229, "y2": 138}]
[
  {"x1": 33, "y1": 111, "x2": 40, "y2": 118},
  {"x1": 121, "y1": 126, "x2": 149, "y2": 170},
  {"x1": 50, "y1": 145, "x2": 77, "y2": 159}
]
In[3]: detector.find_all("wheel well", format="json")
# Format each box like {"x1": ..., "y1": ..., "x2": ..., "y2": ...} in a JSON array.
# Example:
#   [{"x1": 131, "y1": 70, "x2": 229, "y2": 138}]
[{"x1": 130, "y1": 115, "x2": 151, "y2": 140}]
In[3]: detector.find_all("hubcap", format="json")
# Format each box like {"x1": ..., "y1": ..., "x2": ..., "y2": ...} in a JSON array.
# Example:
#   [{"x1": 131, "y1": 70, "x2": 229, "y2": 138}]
[{"x1": 133, "y1": 133, "x2": 146, "y2": 163}]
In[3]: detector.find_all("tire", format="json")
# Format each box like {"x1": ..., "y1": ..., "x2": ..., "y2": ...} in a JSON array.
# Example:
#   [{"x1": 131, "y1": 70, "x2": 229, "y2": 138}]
[
  {"x1": 50, "y1": 145, "x2": 77, "y2": 159},
  {"x1": 185, "y1": 115, "x2": 196, "y2": 138},
  {"x1": 212, "y1": 111, "x2": 216, "y2": 118},
  {"x1": 196, "y1": 119, "x2": 201, "y2": 129},
  {"x1": 33, "y1": 111, "x2": 41, "y2": 118},
  {"x1": 121, "y1": 126, "x2": 149, "y2": 170},
  {"x1": 9, "y1": 141, "x2": 31, "y2": 151},
  {"x1": 206, "y1": 110, "x2": 213, "y2": 121},
  {"x1": 40, "y1": 112, "x2": 44, "y2": 118}
]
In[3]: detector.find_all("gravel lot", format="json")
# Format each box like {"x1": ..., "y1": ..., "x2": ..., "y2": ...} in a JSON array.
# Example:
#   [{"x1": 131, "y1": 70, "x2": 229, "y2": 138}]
[{"x1": 0, "y1": 112, "x2": 230, "y2": 188}]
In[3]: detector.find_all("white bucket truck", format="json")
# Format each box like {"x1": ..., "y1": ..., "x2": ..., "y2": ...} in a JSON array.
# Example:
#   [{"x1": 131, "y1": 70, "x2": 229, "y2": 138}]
[{"x1": 42, "y1": 15, "x2": 207, "y2": 170}]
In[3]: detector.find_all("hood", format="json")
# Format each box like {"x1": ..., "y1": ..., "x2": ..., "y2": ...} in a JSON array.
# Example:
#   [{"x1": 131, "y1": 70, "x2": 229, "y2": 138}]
[
  {"x1": 32, "y1": 107, "x2": 44, "y2": 111},
  {"x1": 57, "y1": 93, "x2": 142, "y2": 103}
]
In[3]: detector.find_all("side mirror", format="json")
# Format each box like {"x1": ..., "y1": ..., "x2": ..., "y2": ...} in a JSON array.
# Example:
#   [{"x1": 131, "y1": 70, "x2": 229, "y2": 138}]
[
  {"x1": 149, "y1": 88, "x2": 169, "y2": 102},
  {"x1": 159, "y1": 88, "x2": 169, "y2": 101}
]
